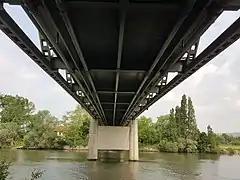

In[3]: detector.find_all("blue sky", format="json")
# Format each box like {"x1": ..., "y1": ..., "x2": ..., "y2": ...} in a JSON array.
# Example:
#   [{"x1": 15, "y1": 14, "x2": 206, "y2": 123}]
[{"x1": 0, "y1": 5, "x2": 240, "y2": 132}]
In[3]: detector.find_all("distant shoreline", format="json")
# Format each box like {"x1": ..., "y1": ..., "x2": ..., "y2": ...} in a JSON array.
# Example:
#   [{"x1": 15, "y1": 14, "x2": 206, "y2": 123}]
[
  {"x1": 7, "y1": 146, "x2": 240, "y2": 156},
  {"x1": 139, "y1": 146, "x2": 240, "y2": 156},
  {"x1": 12, "y1": 146, "x2": 88, "y2": 152}
]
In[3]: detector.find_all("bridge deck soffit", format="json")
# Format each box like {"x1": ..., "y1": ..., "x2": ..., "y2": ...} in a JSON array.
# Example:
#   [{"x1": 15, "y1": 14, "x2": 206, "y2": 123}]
[{"x1": 0, "y1": 0, "x2": 239, "y2": 126}]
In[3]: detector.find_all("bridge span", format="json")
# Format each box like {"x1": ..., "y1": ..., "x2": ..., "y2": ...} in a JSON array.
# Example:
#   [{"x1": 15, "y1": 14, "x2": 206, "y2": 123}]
[{"x1": 0, "y1": 0, "x2": 240, "y2": 161}]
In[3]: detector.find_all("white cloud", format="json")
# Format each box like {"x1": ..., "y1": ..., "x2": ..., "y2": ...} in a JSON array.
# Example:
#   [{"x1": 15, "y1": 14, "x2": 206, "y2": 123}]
[
  {"x1": 227, "y1": 83, "x2": 238, "y2": 92},
  {"x1": 236, "y1": 100, "x2": 240, "y2": 108},
  {"x1": 216, "y1": 61, "x2": 231, "y2": 76},
  {"x1": 19, "y1": 67, "x2": 38, "y2": 79},
  {"x1": 161, "y1": 91, "x2": 176, "y2": 101},
  {"x1": 223, "y1": 97, "x2": 231, "y2": 101},
  {"x1": 190, "y1": 64, "x2": 218, "y2": 86}
]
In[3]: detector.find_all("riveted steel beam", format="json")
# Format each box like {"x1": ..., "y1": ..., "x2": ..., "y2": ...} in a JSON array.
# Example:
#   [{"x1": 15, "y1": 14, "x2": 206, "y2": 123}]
[
  {"x1": 0, "y1": 7, "x2": 97, "y2": 119},
  {"x1": 101, "y1": 102, "x2": 130, "y2": 105},
  {"x1": 97, "y1": 91, "x2": 135, "y2": 95},
  {"x1": 89, "y1": 69, "x2": 146, "y2": 73},
  {"x1": 23, "y1": 0, "x2": 106, "y2": 123},
  {"x1": 133, "y1": 16, "x2": 240, "y2": 119},
  {"x1": 50, "y1": 0, "x2": 107, "y2": 124},
  {"x1": 113, "y1": 0, "x2": 128, "y2": 125},
  {"x1": 121, "y1": 0, "x2": 225, "y2": 124},
  {"x1": 120, "y1": 0, "x2": 197, "y2": 125}
]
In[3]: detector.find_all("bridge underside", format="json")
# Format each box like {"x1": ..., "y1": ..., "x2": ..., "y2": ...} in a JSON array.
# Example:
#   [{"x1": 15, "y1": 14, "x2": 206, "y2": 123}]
[{"x1": 0, "y1": 0, "x2": 240, "y2": 126}]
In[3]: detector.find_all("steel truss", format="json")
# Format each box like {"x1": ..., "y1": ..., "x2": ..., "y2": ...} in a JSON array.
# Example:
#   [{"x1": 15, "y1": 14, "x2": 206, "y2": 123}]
[
  {"x1": 130, "y1": 16, "x2": 240, "y2": 121},
  {"x1": 121, "y1": 0, "x2": 230, "y2": 125},
  {"x1": 1, "y1": 0, "x2": 240, "y2": 126},
  {"x1": 0, "y1": 3, "x2": 105, "y2": 124},
  {"x1": 23, "y1": 0, "x2": 107, "y2": 124}
]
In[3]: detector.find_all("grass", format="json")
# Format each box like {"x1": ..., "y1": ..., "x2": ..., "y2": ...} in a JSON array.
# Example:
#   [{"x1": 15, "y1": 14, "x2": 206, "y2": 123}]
[{"x1": 220, "y1": 145, "x2": 240, "y2": 150}]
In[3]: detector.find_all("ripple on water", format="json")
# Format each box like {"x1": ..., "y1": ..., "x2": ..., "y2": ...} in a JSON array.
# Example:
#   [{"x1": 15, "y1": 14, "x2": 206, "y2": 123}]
[{"x1": 1, "y1": 150, "x2": 240, "y2": 180}]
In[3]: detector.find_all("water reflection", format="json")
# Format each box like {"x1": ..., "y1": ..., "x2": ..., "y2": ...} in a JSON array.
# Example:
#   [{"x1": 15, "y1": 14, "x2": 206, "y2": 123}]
[
  {"x1": 83, "y1": 161, "x2": 139, "y2": 180},
  {"x1": 139, "y1": 152, "x2": 220, "y2": 180},
  {"x1": 198, "y1": 153, "x2": 220, "y2": 161}
]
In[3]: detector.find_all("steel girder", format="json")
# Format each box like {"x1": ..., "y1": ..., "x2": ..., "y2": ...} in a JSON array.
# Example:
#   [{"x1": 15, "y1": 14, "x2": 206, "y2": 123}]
[
  {"x1": 119, "y1": 0, "x2": 198, "y2": 124},
  {"x1": 1, "y1": 0, "x2": 240, "y2": 126},
  {"x1": 40, "y1": 0, "x2": 107, "y2": 123},
  {"x1": 22, "y1": 0, "x2": 107, "y2": 124},
  {"x1": 0, "y1": 5, "x2": 102, "y2": 122},
  {"x1": 120, "y1": 0, "x2": 226, "y2": 125},
  {"x1": 131, "y1": 16, "x2": 240, "y2": 121},
  {"x1": 112, "y1": 0, "x2": 128, "y2": 125}
]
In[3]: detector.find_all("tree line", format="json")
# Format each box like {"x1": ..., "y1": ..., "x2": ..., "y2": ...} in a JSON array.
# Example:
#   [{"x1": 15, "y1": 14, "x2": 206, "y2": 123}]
[
  {"x1": 0, "y1": 93, "x2": 239, "y2": 153},
  {"x1": 138, "y1": 94, "x2": 240, "y2": 153},
  {"x1": 0, "y1": 94, "x2": 90, "y2": 149}
]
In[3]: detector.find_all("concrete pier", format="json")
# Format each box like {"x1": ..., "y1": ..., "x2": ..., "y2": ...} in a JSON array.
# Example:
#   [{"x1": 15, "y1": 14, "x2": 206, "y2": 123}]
[
  {"x1": 87, "y1": 119, "x2": 98, "y2": 160},
  {"x1": 129, "y1": 119, "x2": 139, "y2": 161},
  {"x1": 87, "y1": 119, "x2": 139, "y2": 161}
]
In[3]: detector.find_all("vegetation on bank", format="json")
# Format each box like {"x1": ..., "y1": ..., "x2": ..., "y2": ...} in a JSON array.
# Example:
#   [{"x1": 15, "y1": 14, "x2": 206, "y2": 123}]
[
  {"x1": 0, "y1": 93, "x2": 239, "y2": 155},
  {"x1": 0, "y1": 159, "x2": 43, "y2": 180},
  {"x1": 0, "y1": 94, "x2": 90, "y2": 150},
  {"x1": 138, "y1": 95, "x2": 240, "y2": 155},
  {"x1": 220, "y1": 145, "x2": 240, "y2": 150}
]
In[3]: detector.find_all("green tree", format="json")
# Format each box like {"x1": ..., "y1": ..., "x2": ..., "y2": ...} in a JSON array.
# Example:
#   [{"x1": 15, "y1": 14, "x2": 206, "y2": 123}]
[
  {"x1": 155, "y1": 115, "x2": 169, "y2": 143},
  {"x1": 220, "y1": 133, "x2": 234, "y2": 144},
  {"x1": 186, "y1": 97, "x2": 199, "y2": 140},
  {"x1": 207, "y1": 125, "x2": 218, "y2": 152},
  {"x1": 158, "y1": 109, "x2": 178, "y2": 142},
  {"x1": 154, "y1": 95, "x2": 220, "y2": 153},
  {"x1": 64, "y1": 105, "x2": 91, "y2": 147},
  {"x1": 0, "y1": 94, "x2": 35, "y2": 126},
  {"x1": 179, "y1": 94, "x2": 188, "y2": 139},
  {"x1": 0, "y1": 122, "x2": 21, "y2": 148},
  {"x1": 23, "y1": 110, "x2": 62, "y2": 149},
  {"x1": 175, "y1": 105, "x2": 181, "y2": 137},
  {"x1": 168, "y1": 108, "x2": 178, "y2": 142},
  {"x1": 138, "y1": 116, "x2": 156, "y2": 146},
  {"x1": 197, "y1": 132, "x2": 209, "y2": 152}
]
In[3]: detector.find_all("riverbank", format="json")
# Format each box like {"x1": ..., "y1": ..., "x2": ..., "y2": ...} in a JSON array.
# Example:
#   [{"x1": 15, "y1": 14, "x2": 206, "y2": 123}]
[
  {"x1": 4, "y1": 145, "x2": 240, "y2": 156},
  {"x1": 139, "y1": 146, "x2": 159, "y2": 152},
  {"x1": 220, "y1": 145, "x2": 240, "y2": 155},
  {"x1": 11, "y1": 146, "x2": 88, "y2": 152},
  {"x1": 140, "y1": 145, "x2": 240, "y2": 156}
]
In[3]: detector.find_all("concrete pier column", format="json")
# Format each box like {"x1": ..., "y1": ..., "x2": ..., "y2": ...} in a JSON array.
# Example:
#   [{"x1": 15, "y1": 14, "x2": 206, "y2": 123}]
[
  {"x1": 87, "y1": 119, "x2": 98, "y2": 160},
  {"x1": 129, "y1": 119, "x2": 139, "y2": 161}
]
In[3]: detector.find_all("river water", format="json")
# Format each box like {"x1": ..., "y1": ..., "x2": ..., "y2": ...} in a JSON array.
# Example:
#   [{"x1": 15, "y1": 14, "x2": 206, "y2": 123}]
[{"x1": 0, "y1": 149, "x2": 240, "y2": 180}]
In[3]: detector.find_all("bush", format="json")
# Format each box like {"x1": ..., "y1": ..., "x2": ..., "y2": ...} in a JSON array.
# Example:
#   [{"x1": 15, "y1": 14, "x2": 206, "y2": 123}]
[
  {"x1": 231, "y1": 140, "x2": 240, "y2": 146},
  {"x1": 27, "y1": 169, "x2": 44, "y2": 180},
  {"x1": 185, "y1": 139, "x2": 197, "y2": 153},
  {"x1": 0, "y1": 129, "x2": 16, "y2": 148},
  {"x1": 52, "y1": 137, "x2": 67, "y2": 149},
  {"x1": 220, "y1": 149, "x2": 229, "y2": 155},
  {"x1": 157, "y1": 140, "x2": 167, "y2": 152},
  {"x1": 227, "y1": 148, "x2": 234, "y2": 155},
  {"x1": 227, "y1": 148, "x2": 239, "y2": 155},
  {"x1": 0, "y1": 160, "x2": 10, "y2": 180},
  {"x1": 158, "y1": 141, "x2": 178, "y2": 153},
  {"x1": 0, "y1": 159, "x2": 44, "y2": 180},
  {"x1": 0, "y1": 123, "x2": 21, "y2": 148},
  {"x1": 211, "y1": 147, "x2": 221, "y2": 154},
  {"x1": 165, "y1": 142, "x2": 178, "y2": 153},
  {"x1": 177, "y1": 142, "x2": 185, "y2": 153}
]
